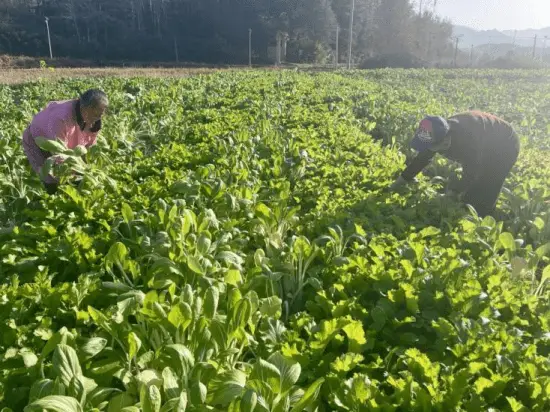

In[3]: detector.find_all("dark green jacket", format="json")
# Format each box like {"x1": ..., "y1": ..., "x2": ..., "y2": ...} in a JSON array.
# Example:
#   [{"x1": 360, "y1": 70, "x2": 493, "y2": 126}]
[{"x1": 401, "y1": 111, "x2": 520, "y2": 190}]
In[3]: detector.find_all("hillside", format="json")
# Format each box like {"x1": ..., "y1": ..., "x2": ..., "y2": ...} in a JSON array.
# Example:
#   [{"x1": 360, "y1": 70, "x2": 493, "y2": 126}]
[{"x1": 453, "y1": 25, "x2": 550, "y2": 50}]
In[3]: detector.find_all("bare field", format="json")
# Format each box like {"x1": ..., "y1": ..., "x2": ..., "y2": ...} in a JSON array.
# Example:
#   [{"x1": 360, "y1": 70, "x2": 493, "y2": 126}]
[{"x1": 0, "y1": 67, "x2": 248, "y2": 84}]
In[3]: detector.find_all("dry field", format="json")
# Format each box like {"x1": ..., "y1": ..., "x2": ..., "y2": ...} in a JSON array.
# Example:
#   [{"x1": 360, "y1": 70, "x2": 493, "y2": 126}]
[{"x1": 0, "y1": 67, "x2": 245, "y2": 84}]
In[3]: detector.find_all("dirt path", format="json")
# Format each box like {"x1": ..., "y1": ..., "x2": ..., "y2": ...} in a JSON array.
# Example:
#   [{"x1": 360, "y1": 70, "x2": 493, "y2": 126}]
[{"x1": 0, "y1": 67, "x2": 249, "y2": 84}]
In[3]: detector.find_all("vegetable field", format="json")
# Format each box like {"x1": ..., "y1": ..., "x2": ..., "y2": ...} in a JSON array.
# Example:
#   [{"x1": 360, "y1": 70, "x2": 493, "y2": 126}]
[{"x1": 2, "y1": 69, "x2": 550, "y2": 412}]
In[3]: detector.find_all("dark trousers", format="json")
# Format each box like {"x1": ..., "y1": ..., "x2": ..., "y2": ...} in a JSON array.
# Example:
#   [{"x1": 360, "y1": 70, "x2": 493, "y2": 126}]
[
  {"x1": 43, "y1": 177, "x2": 82, "y2": 195},
  {"x1": 462, "y1": 134, "x2": 520, "y2": 217},
  {"x1": 43, "y1": 182, "x2": 58, "y2": 194}
]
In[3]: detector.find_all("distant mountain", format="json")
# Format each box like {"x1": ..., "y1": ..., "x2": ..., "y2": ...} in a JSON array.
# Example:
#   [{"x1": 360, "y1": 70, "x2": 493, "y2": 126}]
[
  {"x1": 502, "y1": 28, "x2": 550, "y2": 39},
  {"x1": 452, "y1": 25, "x2": 550, "y2": 50}
]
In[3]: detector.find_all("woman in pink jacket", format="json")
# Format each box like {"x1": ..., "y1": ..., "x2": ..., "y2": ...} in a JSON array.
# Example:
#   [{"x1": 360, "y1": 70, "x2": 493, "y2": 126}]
[{"x1": 22, "y1": 89, "x2": 108, "y2": 194}]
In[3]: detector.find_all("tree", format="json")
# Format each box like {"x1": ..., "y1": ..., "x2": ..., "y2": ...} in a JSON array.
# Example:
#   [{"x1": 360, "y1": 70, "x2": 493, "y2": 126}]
[{"x1": 0, "y1": 0, "x2": 454, "y2": 66}]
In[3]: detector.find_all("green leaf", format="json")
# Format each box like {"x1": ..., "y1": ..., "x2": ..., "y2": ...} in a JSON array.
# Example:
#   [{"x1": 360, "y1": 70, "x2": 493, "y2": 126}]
[
  {"x1": 419, "y1": 226, "x2": 440, "y2": 238},
  {"x1": 499, "y1": 232, "x2": 516, "y2": 251},
  {"x1": 68, "y1": 376, "x2": 86, "y2": 405},
  {"x1": 541, "y1": 265, "x2": 550, "y2": 284},
  {"x1": 331, "y1": 353, "x2": 364, "y2": 374},
  {"x1": 176, "y1": 392, "x2": 188, "y2": 412},
  {"x1": 187, "y1": 256, "x2": 205, "y2": 275},
  {"x1": 167, "y1": 302, "x2": 193, "y2": 331},
  {"x1": 225, "y1": 269, "x2": 243, "y2": 286},
  {"x1": 162, "y1": 367, "x2": 180, "y2": 400},
  {"x1": 29, "y1": 379, "x2": 54, "y2": 402},
  {"x1": 229, "y1": 298, "x2": 252, "y2": 332},
  {"x1": 52, "y1": 344, "x2": 83, "y2": 387},
  {"x1": 137, "y1": 370, "x2": 163, "y2": 389},
  {"x1": 210, "y1": 369, "x2": 247, "y2": 405},
  {"x1": 259, "y1": 296, "x2": 282, "y2": 318},
  {"x1": 88, "y1": 306, "x2": 114, "y2": 336},
  {"x1": 21, "y1": 349, "x2": 38, "y2": 367},
  {"x1": 40, "y1": 157, "x2": 55, "y2": 181},
  {"x1": 108, "y1": 393, "x2": 135, "y2": 412},
  {"x1": 255, "y1": 203, "x2": 271, "y2": 220},
  {"x1": 128, "y1": 332, "x2": 142, "y2": 360},
  {"x1": 181, "y1": 210, "x2": 197, "y2": 236},
  {"x1": 506, "y1": 396, "x2": 527, "y2": 412},
  {"x1": 342, "y1": 320, "x2": 367, "y2": 353},
  {"x1": 182, "y1": 284, "x2": 194, "y2": 305},
  {"x1": 468, "y1": 362, "x2": 486, "y2": 374},
  {"x1": 87, "y1": 388, "x2": 122, "y2": 408},
  {"x1": 250, "y1": 359, "x2": 281, "y2": 394},
  {"x1": 216, "y1": 251, "x2": 244, "y2": 268},
  {"x1": 240, "y1": 390, "x2": 258, "y2": 412},
  {"x1": 197, "y1": 234, "x2": 212, "y2": 255},
  {"x1": 122, "y1": 203, "x2": 135, "y2": 223},
  {"x1": 40, "y1": 328, "x2": 74, "y2": 361},
  {"x1": 79, "y1": 337, "x2": 108, "y2": 360},
  {"x1": 204, "y1": 286, "x2": 219, "y2": 319},
  {"x1": 354, "y1": 223, "x2": 367, "y2": 237},
  {"x1": 141, "y1": 384, "x2": 162, "y2": 412},
  {"x1": 164, "y1": 345, "x2": 195, "y2": 376},
  {"x1": 24, "y1": 395, "x2": 83, "y2": 412},
  {"x1": 533, "y1": 217, "x2": 545, "y2": 231},
  {"x1": 35, "y1": 137, "x2": 69, "y2": 154},
  {"x1": 106, "y1": 242, "x2": 128, "y2": 266},
  {"x1": 289, "y1": 378, "x2": 324, "y2": 412},
  {"x1": 272, "y1": 395, "x2": 290, "y2": 412},
  {"x1": 267, "y1": 353, "x2": 301, "y2": 395},
  {"x1": 189, "y1": 381, "x2": 207, "y2": 404},
  {"x1": 536, "y1": 242, "x2": 550, "y2": 258},
  {"x1": 474, "y1": 376, "x2": 494, "y2": 394},
  {"x1": 160, "y1": 392, "x2": 187, "y2": 412},
  {"x1": 311, "y1": 317, "x2": 350, "y2": 350},
  {"x1": 51, "y1": 377, "x2": 66, "y2": 396}
]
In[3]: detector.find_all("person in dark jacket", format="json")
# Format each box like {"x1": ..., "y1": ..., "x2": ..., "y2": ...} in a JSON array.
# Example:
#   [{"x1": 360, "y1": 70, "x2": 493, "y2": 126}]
[{"x1": 390, "y1": 111, "x2": 520, "y2": 217}]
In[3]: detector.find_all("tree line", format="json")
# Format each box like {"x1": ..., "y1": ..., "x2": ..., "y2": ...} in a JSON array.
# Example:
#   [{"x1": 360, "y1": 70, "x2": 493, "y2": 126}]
[{"x1": 0, "y1": 0, "x2": 455, "y2": 66}]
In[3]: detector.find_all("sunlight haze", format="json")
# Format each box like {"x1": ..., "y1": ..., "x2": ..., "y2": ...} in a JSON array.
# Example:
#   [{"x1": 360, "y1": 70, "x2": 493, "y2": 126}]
[{"x1": 434, "y1": 0, "x2": 550, "y2": 30}]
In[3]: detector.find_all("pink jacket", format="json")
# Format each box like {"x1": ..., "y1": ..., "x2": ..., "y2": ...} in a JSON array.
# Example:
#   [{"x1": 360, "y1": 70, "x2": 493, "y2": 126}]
[{"x1": 22, "y1": 99, "x2": 100, "y2": 183}]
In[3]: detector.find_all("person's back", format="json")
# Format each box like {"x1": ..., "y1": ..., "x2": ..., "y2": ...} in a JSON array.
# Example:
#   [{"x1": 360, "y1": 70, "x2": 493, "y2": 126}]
[
  {"x1": 442, "y1": 111, "x2": 519, "y2": 168},
  {"x1": 390, "y1": 111, "x2": 520, "y2": 217}
]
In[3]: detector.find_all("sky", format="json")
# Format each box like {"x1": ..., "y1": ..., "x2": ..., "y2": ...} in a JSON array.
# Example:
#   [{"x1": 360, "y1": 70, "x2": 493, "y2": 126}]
[{"x1": 431, "y1": 0, "x2": 550, "y2": 31}]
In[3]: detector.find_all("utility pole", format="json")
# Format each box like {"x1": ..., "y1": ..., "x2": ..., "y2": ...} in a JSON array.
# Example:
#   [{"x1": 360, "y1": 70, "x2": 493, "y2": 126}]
[
  {"x1": 426, "y1": 32, "x2": 432, "y2": 60},
  {"x1": 419, "y1": 0, "x2": 423, "y2": 14},
  {"x1": 174, "y1": 36, "x2": 179, "y2": 63},
  {"x1": 533, "y1": 35, "x2": 538, "y2": 59},
  {"x1": 469, "y1": 44, "x2": 474, "y2": 67},
  {"x1": 44, "y1": 17, "x2": 53, "y2": 59},
  {"x1": 248, "y1": 29, "x2": 252, "y2": 67},
  {"x1": 347, "y1": 0, "x2": 355, "y2": 69},
  {"x1": 335, "y1": 26, "x2": 339, "y2": 68},
  {"x1": 275, "y1": 32, "x2": 281, "y2": 66},
  {"x1": 453, "y1": 35, "x2": 462, "y2": 67}
]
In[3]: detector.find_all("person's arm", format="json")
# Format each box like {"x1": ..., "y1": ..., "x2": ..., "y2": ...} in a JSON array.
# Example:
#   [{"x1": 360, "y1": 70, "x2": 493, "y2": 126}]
[
  {"x1": 27, "y1": 117, "x2": 70, "y2": 183},
  {"x1": 85, "y1": 119, "x2": 102, "y2": 148},
  {"x1": 401, "y1": 149, "x2": 436, "y2": 181},
  {"x1": 390, "y1": 150, "x2": 436, "y2": 190}
]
